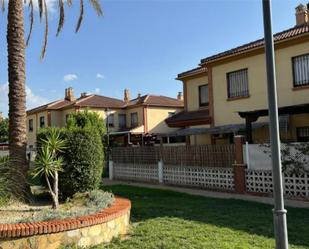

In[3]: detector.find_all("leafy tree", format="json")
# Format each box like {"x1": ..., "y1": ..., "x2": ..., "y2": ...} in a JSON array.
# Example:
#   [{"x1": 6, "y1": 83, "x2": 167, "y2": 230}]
[
  {"x1": 2, "y1": 0, "x2": 103, "y2": 198},
  {"x1": 66, "y1": 110, "x2": 106, "y2": 138},
  {"x1": 32, "y1": 128, "x2": 66, "y2": 209},
  {"x1": 0, "y1": 118, "x2": 9, "y2": 143}
]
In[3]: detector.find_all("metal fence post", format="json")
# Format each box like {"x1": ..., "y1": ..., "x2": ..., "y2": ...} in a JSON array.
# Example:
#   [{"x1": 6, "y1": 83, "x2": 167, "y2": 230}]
[
  {"x1": 158, "y1": 160, "x2": 163, "y2": 184},
  {"x1": 109, "y1": 160, "x2": 114, "y2": 180}
]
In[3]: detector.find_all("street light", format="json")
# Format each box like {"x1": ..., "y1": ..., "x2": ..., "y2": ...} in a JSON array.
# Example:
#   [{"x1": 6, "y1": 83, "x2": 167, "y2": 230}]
[{"x1": 262, "y1": 1, "x2": 288, "y2": 248}]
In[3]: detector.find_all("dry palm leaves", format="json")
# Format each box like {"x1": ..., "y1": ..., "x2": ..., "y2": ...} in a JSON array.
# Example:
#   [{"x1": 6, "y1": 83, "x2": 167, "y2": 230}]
[{"x1": 3, "y1": 0, "x2": 104, "y2": 59}]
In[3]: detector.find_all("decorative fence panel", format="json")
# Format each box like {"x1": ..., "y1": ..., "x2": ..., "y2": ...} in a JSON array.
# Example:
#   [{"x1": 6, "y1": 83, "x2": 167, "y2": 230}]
[
  {"x1": 163, "y1": 166, "x2": 234, "y2": 190},
  {"x1": 113, "y1": 163, "x2": 158, "y2": 182},
  {"x1": 246, "y1": 170, "x2": 309, "y2": 198}
]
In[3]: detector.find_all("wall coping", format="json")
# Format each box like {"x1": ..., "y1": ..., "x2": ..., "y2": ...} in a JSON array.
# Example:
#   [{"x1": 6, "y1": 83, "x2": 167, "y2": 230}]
[{"x1": 0, "y1": 197, "x2": 131, "y2": 239}]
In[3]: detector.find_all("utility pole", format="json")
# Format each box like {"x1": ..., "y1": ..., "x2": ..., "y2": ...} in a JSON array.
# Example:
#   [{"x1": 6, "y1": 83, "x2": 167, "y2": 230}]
[{"x1": 262, "y1": 1, "x2": 288, "y2": 248}]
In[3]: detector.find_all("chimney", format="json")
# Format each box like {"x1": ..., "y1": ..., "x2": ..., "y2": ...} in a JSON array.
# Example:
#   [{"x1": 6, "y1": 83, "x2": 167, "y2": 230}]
[
  {"x1": 137, "y1": 93, "x2": 141, "y2": 99},
  {"x1": 124, "y1": 89, "x2": 130, "y2": 102},
  {"x1": 295, "y1": 4, "x2": 308, "y2": 26},
  {"x1": 177, "y1": 92, "x2": 184, "y2": 101},
  {"x1": 80, "y1": 92, "x2": 88, "y2": 98},
  {"x1": 65, "y1": 87, "x2": 75, "y2": 101}
]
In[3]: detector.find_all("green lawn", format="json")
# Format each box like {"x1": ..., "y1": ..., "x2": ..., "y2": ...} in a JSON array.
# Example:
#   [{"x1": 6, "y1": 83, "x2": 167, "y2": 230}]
[{"x1": 70, "y1": 185, "x2": 309, "y2": 249}]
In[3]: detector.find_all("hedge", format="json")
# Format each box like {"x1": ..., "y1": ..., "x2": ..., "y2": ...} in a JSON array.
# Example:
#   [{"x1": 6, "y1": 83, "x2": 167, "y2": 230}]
[{"x1": 59, "y1": 128, "x2": 104, "y2": 197}]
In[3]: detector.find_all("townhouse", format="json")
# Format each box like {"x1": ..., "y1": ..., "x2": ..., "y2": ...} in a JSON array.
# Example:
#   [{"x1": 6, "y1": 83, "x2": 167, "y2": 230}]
[
  {"x1": 166, "y1": 3, "x2": 309, "y2": 144},
  {"x1": 26, "y1": 87, "x2": 184, "y2": 148}
]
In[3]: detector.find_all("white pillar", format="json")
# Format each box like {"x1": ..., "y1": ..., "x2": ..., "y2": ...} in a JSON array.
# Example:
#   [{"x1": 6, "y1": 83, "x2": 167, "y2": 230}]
[
  {"x1": 109, "y1": 160, "x2": 114, "y2": 180},
  {"x1": 158, "y1": 160, "x2": 163, "y2": 183}
]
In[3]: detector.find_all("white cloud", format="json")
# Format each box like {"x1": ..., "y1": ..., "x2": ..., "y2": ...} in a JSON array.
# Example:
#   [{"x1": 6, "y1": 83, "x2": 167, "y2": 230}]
[
  {"x1": 24, "y1": 0, "x2": 58, "y2": 12},
  {"x1": 94, "y1": 88, "x2": 100, "y2": 94},
  {"x1": 63, "y1": 74, "x2": 78, "y2": 82},
  {"x1": 96, "y1": 73, "x2": 104, "y2": 79},
  {"x1": 0, "y1": 82, "x2": 49, "y2": 117}
]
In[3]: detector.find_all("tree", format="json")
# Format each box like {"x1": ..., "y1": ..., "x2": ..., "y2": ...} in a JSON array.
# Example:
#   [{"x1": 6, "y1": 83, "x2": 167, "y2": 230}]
[
  {"x1": 33, "y1": 128, "x2": 66, "y2": 209},
  {"x1": 3, "y1": 0, "x2": 103, "y2": 198},
  {"x1": 0, "y1": 118, "x2": 9, "y2": 143}
]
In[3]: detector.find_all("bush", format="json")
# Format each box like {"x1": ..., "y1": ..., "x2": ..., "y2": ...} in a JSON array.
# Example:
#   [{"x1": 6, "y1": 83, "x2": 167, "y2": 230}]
[
  {"x1": 60, "y1": 128, "x2": 104, "y2": 197},
  {"x1": 66, "y1": 110, "x2": 106, "y2": 138}
]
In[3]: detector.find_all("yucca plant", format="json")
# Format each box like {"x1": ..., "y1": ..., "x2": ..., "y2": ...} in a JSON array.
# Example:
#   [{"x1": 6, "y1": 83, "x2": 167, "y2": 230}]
[{"x1": 32, "y1": 128, "x2": 66, "y2": 209}]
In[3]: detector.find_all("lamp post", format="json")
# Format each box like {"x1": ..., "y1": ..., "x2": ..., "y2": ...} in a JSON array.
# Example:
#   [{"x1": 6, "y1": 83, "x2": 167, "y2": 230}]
[{"x1": 262, "y1": 1, "x2": 288, "y2": 248}]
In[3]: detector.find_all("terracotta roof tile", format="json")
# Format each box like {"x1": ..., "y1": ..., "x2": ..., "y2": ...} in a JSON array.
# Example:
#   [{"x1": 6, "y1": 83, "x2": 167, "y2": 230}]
[
  {"x1": 165, "y1": 109, "x2": 211, "y2": 127},
  {"x1": 27, "y1": 99, "x2": 73, "y2": 114},
  {"x1": 201, "y1": 24, "x2": 309, "y2": 64},
  {"x1": 27, "y1": 93, "x2": 183, "y2": 114},
  {"x1": 75, "y1": 95, "x2": 126, "y2": 108},
  {"x1": 127, "y1": 94, "x2": 183, "y2": 108}
]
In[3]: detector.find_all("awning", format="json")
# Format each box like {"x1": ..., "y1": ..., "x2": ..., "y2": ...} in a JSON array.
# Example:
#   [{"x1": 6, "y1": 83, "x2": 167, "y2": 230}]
[
  {"x1": 109, "y1": 125, "x2": 145, "y2": 135},
  {"x1": 169, "y1": 122, "x2": 268, "y2": 136}
]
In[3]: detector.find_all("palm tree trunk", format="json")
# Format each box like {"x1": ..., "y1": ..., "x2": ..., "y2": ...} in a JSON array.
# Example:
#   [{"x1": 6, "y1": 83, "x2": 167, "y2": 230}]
[{"x1": 7, "y1": 0, "x2": 28, "y2": 189}]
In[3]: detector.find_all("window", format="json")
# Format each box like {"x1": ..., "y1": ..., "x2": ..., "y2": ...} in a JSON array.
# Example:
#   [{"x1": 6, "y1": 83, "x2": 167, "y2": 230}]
[
  {"x1": 297, "y1": 127, "x2": 309, "y2": 142},
  {"x1": 65, "y1": 114, "x2": 70, "y2": 124},
  {"x1": 118, "y1": 114, "x2": 126, "y2": 129},
  {"x1": 39, "y1": 116, "x2": 45, "y2": 128},
  {"x1": 29, "y1": 119, "x2": 33, "y2": 132},
  {"x1": 168, "y1": 112, "x2": 176, "y2": 118},
  {"x1": 131, "y1": 112, "x2": 138, "y2": 127},
  {"x1": 199, "y1": 84, "x2": 209, "y2": 107},
  {"x1": 107, "y1": 114, "x2": 114, "y2": 127},
  {"x1": 227, "y1": 69, "x2": 249, "y2": 98},
  {"x1": 292, "y1": 54, "x2": 309, "y2": 87}
]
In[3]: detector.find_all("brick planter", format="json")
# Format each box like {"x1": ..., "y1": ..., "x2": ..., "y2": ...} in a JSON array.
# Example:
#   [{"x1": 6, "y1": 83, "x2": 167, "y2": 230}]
[{"x1": 0, "y1": 197, "x2": 131, "y2": 249}]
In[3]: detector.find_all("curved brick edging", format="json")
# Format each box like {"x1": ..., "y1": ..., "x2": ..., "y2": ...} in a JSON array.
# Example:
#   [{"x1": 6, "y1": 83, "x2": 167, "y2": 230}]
[{"x1": 0, "y1": 197, "x2": 131, "y2": 239}]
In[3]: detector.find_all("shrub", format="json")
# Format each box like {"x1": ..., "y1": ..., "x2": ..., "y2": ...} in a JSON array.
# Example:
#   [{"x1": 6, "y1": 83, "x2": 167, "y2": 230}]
[
  {"x1": 60, "y1": 128, "x2": 104, "y2": 197},
  {"x1": 66, "y1": 110, "x2": 106, "y2": 138}
]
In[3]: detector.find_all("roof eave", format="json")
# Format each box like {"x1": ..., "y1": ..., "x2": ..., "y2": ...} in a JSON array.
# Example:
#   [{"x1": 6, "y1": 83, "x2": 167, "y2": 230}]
[{"x1": 200, "y1": 32, "x2": 309, "y2": 66}]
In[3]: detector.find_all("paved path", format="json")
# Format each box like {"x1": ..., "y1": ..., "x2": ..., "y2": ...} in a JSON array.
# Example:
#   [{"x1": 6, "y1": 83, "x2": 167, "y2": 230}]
[{"x1": 103, "y1": 178, "x2": 309, "y2": 209}]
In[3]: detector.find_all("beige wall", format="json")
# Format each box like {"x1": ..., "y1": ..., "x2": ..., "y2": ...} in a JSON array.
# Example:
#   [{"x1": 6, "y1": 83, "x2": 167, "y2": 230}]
[
  {"x1": 190, "y1": 134, "x2": 212, "y2": 145},
  {"x1": 185, "y1": 75, "x2": 208, "y2": 111},
  {"x1": 212, "y1": 41, "x2": 309, "y2": 126},
  {"x1": 147, "y1": 107, "x2": 182, "y2": 134},
  {"x1": 26, "y1": 111, "x2": 48, "y2": 147}
]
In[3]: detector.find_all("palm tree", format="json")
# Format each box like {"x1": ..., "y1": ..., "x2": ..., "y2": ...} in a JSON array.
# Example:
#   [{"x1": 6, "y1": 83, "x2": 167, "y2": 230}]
[{"x1": 4, "y1": 0, "x2": 103, "y2": 198}]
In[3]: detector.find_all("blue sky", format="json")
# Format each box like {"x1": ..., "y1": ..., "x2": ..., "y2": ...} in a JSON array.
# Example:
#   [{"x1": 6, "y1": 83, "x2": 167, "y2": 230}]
[{"x1": 0, "y1": 0, "x2": 303, "y2": 116}]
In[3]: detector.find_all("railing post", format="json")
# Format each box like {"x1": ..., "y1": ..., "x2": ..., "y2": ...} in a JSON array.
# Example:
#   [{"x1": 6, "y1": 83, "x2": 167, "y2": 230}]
[
  {"x1": 158, "y1": 160, "x2": 163, "y2": 184},
  {"x1": 109, "y1": 160, "x2": 114, "y2": 180},
  {"x1": 233, "y1": 135, "x2": 246, "y2": 194}
]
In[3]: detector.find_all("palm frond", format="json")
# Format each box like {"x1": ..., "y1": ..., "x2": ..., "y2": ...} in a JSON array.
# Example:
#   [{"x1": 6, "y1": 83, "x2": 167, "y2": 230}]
[
  {"x1": 67, "y1": 0, "x2": 73, "y2": 7},
  {"x1": 56, "y1": 0, "x2": 65, "y2": 36},
  {"x1": 75, "y1": 0, "x2": 84, "y2": 33},
  {"x1": 40, "y1": 0, "x2": 49, "y2": 60},
  {"x1": 1, "y1": 0, "x2": 4, "y2": 13},
  {"x1": 89, "y1": 0, "x2": 103, "y2": 16},
  {"x1": 26, "y1": 0, "x2": 34, "y2": 46},
  {"x1": 38, "y1": 0, "x2": 43, "y2": 22}
]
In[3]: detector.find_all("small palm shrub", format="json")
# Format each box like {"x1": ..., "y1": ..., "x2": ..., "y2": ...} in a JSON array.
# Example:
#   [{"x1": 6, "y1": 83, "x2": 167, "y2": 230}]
[
  {"x1": 60, "y1": 127, "x2": 104, "y2": 197},
  {"x1": 32, "y1": 128, "x2": 66, "y2": 209}
]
